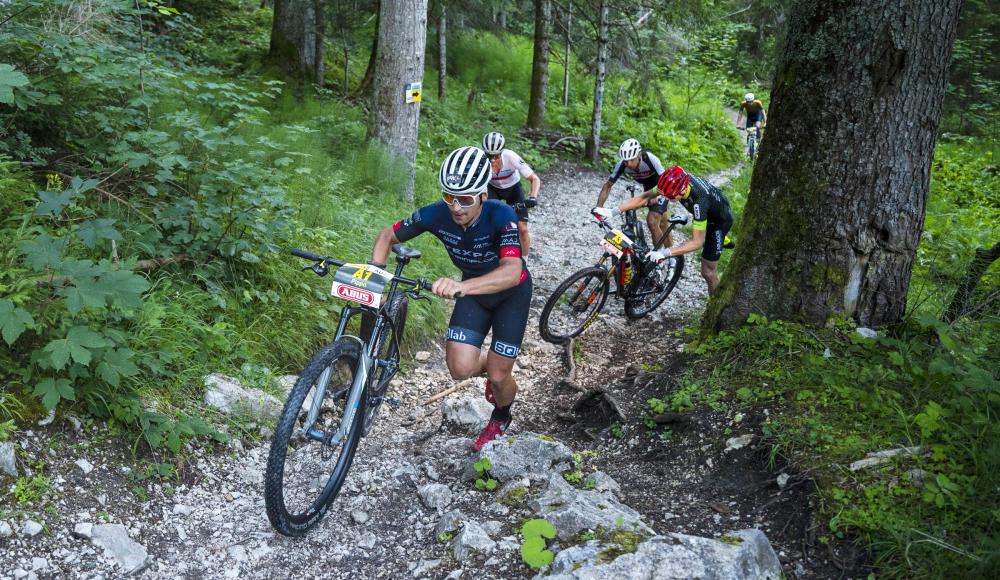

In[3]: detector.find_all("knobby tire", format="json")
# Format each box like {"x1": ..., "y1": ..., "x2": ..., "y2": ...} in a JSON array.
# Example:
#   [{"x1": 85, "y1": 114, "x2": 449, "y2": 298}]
[{"x1": 539, "y1": 266, "x2": 611, "y2": 344}]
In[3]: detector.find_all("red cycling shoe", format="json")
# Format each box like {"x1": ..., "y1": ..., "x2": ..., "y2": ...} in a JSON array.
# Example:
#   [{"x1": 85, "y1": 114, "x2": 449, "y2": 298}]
[{"x1": 472, "y1": 418, "x2": 510, "y2": 452}]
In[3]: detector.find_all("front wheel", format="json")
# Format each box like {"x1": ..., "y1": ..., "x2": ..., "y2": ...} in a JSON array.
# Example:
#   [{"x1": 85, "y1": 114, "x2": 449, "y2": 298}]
[
  {"x1": 264, "y1": 340, "x2": 365, "y2": 536},
  {"x1": 747, "y1": 135, "x2": 757, "y2": 160},
  {"x1": 624, "y1": 255, "x2": 685, "y2": 319},
  {"x1": 539, "y1": 266, "x2": 611, "y2": 344}
]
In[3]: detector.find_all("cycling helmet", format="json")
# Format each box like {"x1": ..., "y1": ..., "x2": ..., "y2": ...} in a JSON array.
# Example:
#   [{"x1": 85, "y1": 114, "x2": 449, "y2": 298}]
[
  {"x1": 744, "y1": 93, "x2": 755, "y2": 102},
  {"x1": 482, "y1": 132, "x2": 505, "y2": 155},
  {"x1": 657, "y1": 165, "x2": 690, "y2": 200},
  {"x1": 439, "y1": 146, "x2": 491, "y2": 195},
  {"x1": 618, "y1": 138, "x2": 641, "y2": 161}
]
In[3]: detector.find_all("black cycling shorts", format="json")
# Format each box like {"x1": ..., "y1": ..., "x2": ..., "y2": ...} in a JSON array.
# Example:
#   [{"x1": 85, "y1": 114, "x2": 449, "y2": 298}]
[
  {"x1": 702, "y1": 213, "x2": 734, "y2": 262},
  {"x1": 447, "y1": 271, "x2": 532, "y2": 359},
  {"x1": 487, "y1": 182, "x2": 529, "y2": 222}
]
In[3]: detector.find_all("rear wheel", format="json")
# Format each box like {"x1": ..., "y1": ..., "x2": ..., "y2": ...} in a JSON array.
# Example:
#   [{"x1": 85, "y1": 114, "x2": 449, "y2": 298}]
[
  {"x1": 624, "y1": 255, "x2": 685, "y2": 319},
  {"x1": 264, "y1": 340, "x2": 365, "y2": 536},
  {"x1": 539, "y1": 266, "x2": 611, "y2": 344}
]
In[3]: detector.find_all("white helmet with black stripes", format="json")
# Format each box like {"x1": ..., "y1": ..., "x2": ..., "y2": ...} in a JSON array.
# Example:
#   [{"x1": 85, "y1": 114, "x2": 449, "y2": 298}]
[
  {"x1": 439, "y1": 146, "x2": 491, "y2": 195},
  {"x1": 618, "y1": 138, "x2": 641, "y2": 161},
  {"x1": 482, "y1": 132, "x2": 505, "y2": 155}
]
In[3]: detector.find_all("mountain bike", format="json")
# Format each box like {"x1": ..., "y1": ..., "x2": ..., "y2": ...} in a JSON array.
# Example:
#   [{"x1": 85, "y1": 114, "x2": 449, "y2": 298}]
[
  {"x1": 743, "y1": 125, "x2": 762, "y2": 160},
  {"x1": 264, "y1": 244, "x2": 439, "y2": 536},
  {"x1": 538, "y1": 202, "x2": 687, "y2": 344}
]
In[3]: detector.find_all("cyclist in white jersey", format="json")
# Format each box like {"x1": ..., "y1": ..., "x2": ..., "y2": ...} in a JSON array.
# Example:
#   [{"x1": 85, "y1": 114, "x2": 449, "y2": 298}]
[
  {"x1": 482, "y1": 132, "x2": 542, "y2": 256},
  {"x1": 594, "y1": 138, "x2": 675, "y2": 249}
]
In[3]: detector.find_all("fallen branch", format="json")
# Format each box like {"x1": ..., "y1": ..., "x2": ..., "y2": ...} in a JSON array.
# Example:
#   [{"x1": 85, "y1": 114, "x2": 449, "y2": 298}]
[
  {"x1": 134, "y1": 254, "x2": 189, "y2": 272},
  {"x1": 560, "y1": 338, "x2": 585, "y2": 392},
  {"x1": 421, "y1": 378, "x2": 474, "y2": 406}
]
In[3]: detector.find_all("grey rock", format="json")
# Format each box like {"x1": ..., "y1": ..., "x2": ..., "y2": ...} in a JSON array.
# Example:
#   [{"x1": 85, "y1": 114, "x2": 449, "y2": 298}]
[
  {"x1": 441, "y1": 397, "x2": 492, "y2": 432},
  {"x1": 274, "y1": 374, "x2": 298, "y2": 393},
  {"x1": 203, "y1": 373, "x2": 282, "y2": 420},
  {"x1": 0, "y1": 441, "x2": 16, "y2": 477},
  {"x1": 849, "y1": 446, "x2": 923, "y2": 472},
  {"x1": 358, "y1": 532, "x2": 377, "y2": 550},
  {"x1": 584, "y1": 471, "x2": 621, "y2": 494},
  {"x1": 73, "y1": 522, "x2": 94, "y2": 539},
  {"x1": 725, "y1": 434, "x2": 753, "y2": 452},
  {"x1": 37, "y1": 409, "x2": 55, "y2": 426},
  {"x1": 481, "y1": 520, "x2": 503, "y2": 536},
  {"x1": 392, "y1": 464, "x2": 419, "y2": 484},
  {"x1": 351, "y1": 509, "x2": 370, "y2": 525},
  {"x1": 412, "y1": 559, "x2": 441, "y2": 577},
  {"x1": 22, "y1": 520, "x2": 43, "y2": 537},
  {"x1": 855, "y1": 327, "x2": 878, "y2": 339},
  {"x1": 0, "y1": 520, "x2": 12, "y2": 537},
  {"x1": 75, "y1": 458, "x2": 94, "y2": 475},
  {"x1": 463, "y1": 432, "x2": 574, "y2": 483},
  {"x1": 776, "y1": 473, "x2": 790, "y2": 490},
  {"x1": 542, "y1": 529, "x2": 781, "y2": 580},
  {"x1": 417, "y1": 483, "x2": 453, "y2": 511},
  {"x1": 435, "y1": 510, "x2": 467, "y2": 536},
  {"x1": 530, "y1": 474, "x2": 653, "y2": 540},
  {"x1": 415, "y1": 351, "x2": 432, "y2": 362},
  {"x1": 12, "y1": 569, "x2": 28, "y2": 579},
  {"x1": 30, "y1": 557, "x2": 47, "y2": 571},
  {"x1": 452, "y1": 520, "x2": 497, "y2": 562},
  {"x1": 90, "y1": 523, "x2": 151, "y2": 575},
  {"x1": 549, "y1": 540, "x2": 604, "y2": 574},
  {"x1": 172, "y1": 504, "x2": 194, "y2": 516},
  {"x1": 497, "y1": 477, "x2": 532, "y2": 506}
]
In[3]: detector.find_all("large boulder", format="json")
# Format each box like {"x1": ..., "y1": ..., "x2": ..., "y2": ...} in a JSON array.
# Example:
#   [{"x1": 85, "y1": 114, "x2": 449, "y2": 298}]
[
  {"x1": 441, "y1": 397, "x2": 492, "y2": 432},
  {"x1": 530, "y1": 474, "x2": 653, "y2": 540},
  {"x1": 90, "y1": 524, "x2": 151, "y2": 575},
  {"x1": 0, "y1": 442, "x2": 16, "y2": 477},
  {"x1": 541, "y1": 529, "x2": 782, "y2": 580},
  {"x1": 462, "y1": 432, "x2": 573, "y2": 483},
  {"x1": 203, "y1": 374, "x2": 282, "y2": 420},
  {"x1": 451, "y1": 520, "x2": 496, "y2": 562}
]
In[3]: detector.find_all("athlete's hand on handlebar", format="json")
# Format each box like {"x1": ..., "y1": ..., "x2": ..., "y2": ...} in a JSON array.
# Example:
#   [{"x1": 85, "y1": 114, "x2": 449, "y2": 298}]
[
  {"x1": 524, "y1": 198, "x2": 538, "y2": 209},
  {"x1": 431, "y1": 277, "x2": 465, "y2": 300},
  {"x1": 646, "y1": 249, "x2": 669, "y2": 263},
  {"x1": 591, "y1": 207, "x2": 616, "y2": 221}
]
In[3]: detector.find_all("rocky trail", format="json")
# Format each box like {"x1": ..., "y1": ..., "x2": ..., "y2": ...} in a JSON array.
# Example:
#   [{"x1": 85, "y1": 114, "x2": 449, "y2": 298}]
[{"x1": 1, "y1": 162, "x2": 846, "y2": 579}]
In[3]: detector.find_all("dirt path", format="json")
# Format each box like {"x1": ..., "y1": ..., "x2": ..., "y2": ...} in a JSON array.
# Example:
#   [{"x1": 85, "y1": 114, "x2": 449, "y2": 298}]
[{"x1": 0, "y1": 161, "x2": 840, "y2": 580}]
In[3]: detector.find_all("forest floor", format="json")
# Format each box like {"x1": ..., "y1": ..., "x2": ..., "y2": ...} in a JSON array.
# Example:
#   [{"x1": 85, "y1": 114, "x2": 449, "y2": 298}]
[{"x1": 0, "y1": 160, "x2": 859, "y2": 579}]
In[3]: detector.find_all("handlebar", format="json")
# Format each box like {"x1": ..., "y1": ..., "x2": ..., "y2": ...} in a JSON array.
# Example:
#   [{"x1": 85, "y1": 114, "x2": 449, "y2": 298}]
[{"x1": 291, "y1": 248, "x2": 461, "y2": 298}]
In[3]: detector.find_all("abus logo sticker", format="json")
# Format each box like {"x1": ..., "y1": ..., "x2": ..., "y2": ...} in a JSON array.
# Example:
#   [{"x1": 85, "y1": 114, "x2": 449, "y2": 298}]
[{"x1": 334, "y1": 284, "x2": 377, "y2": 305}]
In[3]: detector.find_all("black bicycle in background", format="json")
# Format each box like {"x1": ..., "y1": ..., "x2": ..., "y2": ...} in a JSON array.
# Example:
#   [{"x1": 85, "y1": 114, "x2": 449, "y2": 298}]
[
  {"x1": 538, "y1": 189, "x2": 687, "y2": 344},
  {"x1": 264, "y1": 243, "x2": 440, "y2": 536}
]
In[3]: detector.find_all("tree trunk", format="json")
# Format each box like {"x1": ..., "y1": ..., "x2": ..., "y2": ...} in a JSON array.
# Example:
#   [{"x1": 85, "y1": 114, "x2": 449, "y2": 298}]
[
  {"x1": 438, "y1": 4, "x2": 446, "y2": 100},
  {"x1": 584, "y1": 0, "x2": 608, "y2": 164},
  {"x1": 526, "y1": 0, "x2": 551, "y2": 128},
  {"x1": 356, "y1": 0, "x2": 380, "y2": 97},
  {"x1": 268, "y1": 0, "x2": 317, "y2": 79},
  {"x1": 368, "y1": 0, "x2": 429, "y2": 202},
  {"x1": 562, "y1": 4, "x2": 571, "y2": 107},
  {"x1": 703, "y1": 0, "x2": 962, "y2": 331},
  {"x1": 944, "y1": 242, "x2": 1000, "y2": 322},
  {"x1": 314, "y1": 0, "x2": 325, "y2": 86}
]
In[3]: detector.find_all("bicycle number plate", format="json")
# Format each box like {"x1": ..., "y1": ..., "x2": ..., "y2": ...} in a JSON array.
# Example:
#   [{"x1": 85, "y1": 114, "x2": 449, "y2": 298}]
[
  {"x1": 331, "y1": 263, "x2": 392, "y2": 307},
  {"x1": 599, "y1": 229, "x2": 632, "y2": 258}
]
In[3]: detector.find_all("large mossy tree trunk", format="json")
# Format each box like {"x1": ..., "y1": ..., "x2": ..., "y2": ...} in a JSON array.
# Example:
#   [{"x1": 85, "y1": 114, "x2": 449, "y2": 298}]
[
  {"x1": 526, "y1": 0, "x2": 551, "y2": 129},
  {"x1": 584, "y1": 0, "x2": 608, "y2": 164},
  {"x1": 268, "y1": 0, "x2": 317, "y2": 79},
  {"x1": 703, "y1": 0, "x2": 962, "y2": 332},
  {"x1": 367, "y1": 0, "x2": 428, "y2": 202}
]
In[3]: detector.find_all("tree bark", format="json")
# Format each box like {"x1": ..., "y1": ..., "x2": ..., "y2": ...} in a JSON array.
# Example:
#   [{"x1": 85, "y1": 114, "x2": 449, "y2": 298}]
[
  {"x1": 356, "y1": 0, "x2": 381, "y2": 97},
  {"x1": 313, "y1": 0, "x2": 325, "y2": 86},
  {"x1": 438, "y1": 3, "x2": 447, "y2": 100},
  {"x1": 562, "y1": 3, "x2": 571, "y2": 107},
  {"x1": 268, "y1": 0, "x2": 317, "y2": 79},
  {"x1": 584, "y1": 0, "x2": 608, "y2": 164},
  {"x1": 368, "y1": 0, "x2": 429, "y2": 202},
  {"x1": 703, "y1": 0, "x2": 963, "y2": 331},
  {"x1": 526, "y1": 0, "x2": 552, "y2": 129},
  {"x1": 944, "y1": 242, "x2": 1000, "y2": 322}
]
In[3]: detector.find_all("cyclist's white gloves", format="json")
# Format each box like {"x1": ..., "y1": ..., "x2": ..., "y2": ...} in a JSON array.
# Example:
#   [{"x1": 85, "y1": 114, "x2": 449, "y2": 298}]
[
  {"x1": 591, "y1": 207, "x2": 620, "y2": 221},
  {"x1": 646, "y1": 248, "x2": 671, "y2": 263}
]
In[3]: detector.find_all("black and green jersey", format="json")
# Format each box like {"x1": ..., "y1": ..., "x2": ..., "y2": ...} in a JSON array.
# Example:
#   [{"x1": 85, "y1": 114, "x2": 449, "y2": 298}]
[{"x1": 678, "y1": 174, "x2": 733, "y2": 232}]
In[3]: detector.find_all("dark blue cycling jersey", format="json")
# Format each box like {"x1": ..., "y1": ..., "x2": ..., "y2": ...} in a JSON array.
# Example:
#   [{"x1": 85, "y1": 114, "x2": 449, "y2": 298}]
[{"x1": 392, "y1": 200, "x2": 524, "y2": 280}]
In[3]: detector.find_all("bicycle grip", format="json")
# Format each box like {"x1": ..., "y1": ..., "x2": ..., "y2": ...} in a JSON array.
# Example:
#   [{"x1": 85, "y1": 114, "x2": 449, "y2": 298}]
[{"x1": 291, "y1": 248, "x2": 324, "y2": 262}]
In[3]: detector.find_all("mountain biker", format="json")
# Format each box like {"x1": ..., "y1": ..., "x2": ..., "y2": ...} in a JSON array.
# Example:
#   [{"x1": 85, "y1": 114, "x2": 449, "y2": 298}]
[
  {"x1": 482, "y1": 132, "x2": 542, "y2": 257},
  {"x1": 594, "y1": 138, "x2": 674, "y2": 248},
  {"x1": 593, "y1": 166, "x2": 734, "y2": 295},
  {"x1": 371, "y1": 146, "x2": 532, "y2": 452},
  {"x1": 736, "y1": 93, "x2": 766, "y2": 136}
]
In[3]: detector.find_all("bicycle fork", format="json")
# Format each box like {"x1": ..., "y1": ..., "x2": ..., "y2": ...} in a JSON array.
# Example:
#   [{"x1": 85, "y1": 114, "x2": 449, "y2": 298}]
[{"x1": 302, "y1": 339, "x2": 373, "y2": 447}]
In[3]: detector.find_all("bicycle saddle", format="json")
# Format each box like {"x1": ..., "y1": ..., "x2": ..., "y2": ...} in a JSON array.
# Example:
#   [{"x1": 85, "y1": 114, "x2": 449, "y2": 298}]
[{"x1": 392, "y1": 244, "x2": 422, "y2": 259}]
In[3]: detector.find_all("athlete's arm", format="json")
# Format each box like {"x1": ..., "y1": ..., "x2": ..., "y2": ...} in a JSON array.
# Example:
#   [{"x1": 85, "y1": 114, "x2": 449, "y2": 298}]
[
  {"x1": 436, "y1": 257, "x2": 522, "y2": 299},
  {"x1": 596, "y1": 180, "x2": 614, "y2": 207},
  {"x1": 526, "y1": 173, "x2": 541, "y2": 199},
  {"x1": 664, "y1": 227, "x2": 706, "y2": 256},
  {"x1": 371, "y1": 227, "x2": 400, "y2": 266},
  {"x1": 616, "y1": 188, "x2": 661, "y2": 213}
]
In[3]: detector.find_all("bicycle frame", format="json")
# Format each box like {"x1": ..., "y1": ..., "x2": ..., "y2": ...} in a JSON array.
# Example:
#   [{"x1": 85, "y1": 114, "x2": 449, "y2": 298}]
[{"x1": 299, "y1": 258, "x2": 416, "y2": 447}]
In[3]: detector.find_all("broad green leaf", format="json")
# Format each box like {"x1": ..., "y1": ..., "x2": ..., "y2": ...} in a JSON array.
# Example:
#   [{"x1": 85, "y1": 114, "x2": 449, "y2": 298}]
[
  {"x1": 42, "y1": 326, "x2": 107, "y2": 369},
  {"x1": 0, "y1": 300, "x2": 34, "y2": 345},
  {"x1": 77, "y1": 218, "x2": 121, "y2": 249},
  {"x1": 521, "y1": 518, "x2": 557, "y2": 540},
  {"x1": 33, "y1": 378, "x2": 75, "y2": 410},
  {"x1": 19, "y1": 234, "x2": 69, "y2": 271},
  {"x1": 96, "y1": 348, "x2": 140, "y2": 386},
  {"x1": 34, "y1": 189, "x2": 81, "y2": 216},
  {"x1": 0, "y1": 64, "x2": 29, "y2": 105}
]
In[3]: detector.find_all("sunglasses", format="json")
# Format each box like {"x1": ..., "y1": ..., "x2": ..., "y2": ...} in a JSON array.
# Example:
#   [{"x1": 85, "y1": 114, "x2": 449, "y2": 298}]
[{"x1": 442, "y1": 192, "x2": 482, "y2": 208}]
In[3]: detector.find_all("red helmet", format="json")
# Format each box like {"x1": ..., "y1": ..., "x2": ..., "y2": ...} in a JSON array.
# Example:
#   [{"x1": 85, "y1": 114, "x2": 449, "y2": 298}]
[{"x1": 657, "y1": 166, "x2": 690, "y2": 199}]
